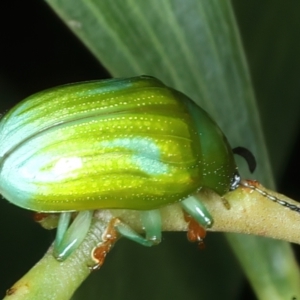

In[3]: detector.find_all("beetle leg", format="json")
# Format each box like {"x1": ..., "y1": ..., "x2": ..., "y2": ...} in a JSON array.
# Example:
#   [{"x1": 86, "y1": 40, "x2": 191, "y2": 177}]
[
  {"x1": 183, "y1": 211, "x2": 206, "y2": 249},
  {"x1": 181, "y1": 195, "x2": 213, "y2": 247},
  {"x1": 33, "y1": 212, "x2": 50, "y2": 222},
  {"x1": 180, "y1": 195, "x2": 214, "y2": 228},
  {"x1": 90, "y1": 218, "x2": 119, "y2": 271},
  {"x1": 33, "y1": 212, "x2": 60, "y2": 230},
  {"x1": 54, "y1": 212, "x2": 72, "y2": 251},
  {"x1": 140, "y1": 209, "x2": 162, "y2": 244},
  {"x1": 114, "y1": 209, "x2": 161, "y2": 247},
  {"x1": 53, "y1": 210, "x2": 93, "y2": 261}
]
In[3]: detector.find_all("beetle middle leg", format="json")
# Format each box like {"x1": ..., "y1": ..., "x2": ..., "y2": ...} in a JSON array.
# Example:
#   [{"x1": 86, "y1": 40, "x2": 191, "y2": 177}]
[
  {"x1": 114, "y1": 209, "x2": 162, "y2": 247},
  {"x1": 90, "y1": 218, "x2": 119, "y2": 271},
  {"x1": 90, "y1": 211, "x2": 161, "y2": 270}
]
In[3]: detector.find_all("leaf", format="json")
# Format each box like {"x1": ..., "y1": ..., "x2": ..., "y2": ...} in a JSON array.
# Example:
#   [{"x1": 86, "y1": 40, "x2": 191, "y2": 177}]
[
  {"x1": 233, "y1": 0, "x2": 300, "y2": 177},
  {"x1": 41, "y1": 0, "x2": 300, "y2": 299}
]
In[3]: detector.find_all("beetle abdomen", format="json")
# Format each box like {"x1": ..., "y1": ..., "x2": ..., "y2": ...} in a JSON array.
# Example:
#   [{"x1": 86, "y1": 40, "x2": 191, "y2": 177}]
[{"x1": 0, "y1": 76, "x2": 207, "y2": 212}]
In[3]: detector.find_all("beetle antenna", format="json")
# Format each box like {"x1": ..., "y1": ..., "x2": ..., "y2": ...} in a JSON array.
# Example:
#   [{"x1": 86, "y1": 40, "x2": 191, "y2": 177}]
[
  {"x1": 240, "y1": 180, "x2": 300, "y2": 213},
  {"x1": 232, "y1": 147, "x2": 256, "y2": 173}
]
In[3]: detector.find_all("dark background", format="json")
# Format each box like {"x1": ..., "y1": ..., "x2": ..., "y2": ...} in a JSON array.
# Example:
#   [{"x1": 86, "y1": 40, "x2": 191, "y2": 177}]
[{"x1": 1, "y1": 1, "x2": 300, "y2": 299}]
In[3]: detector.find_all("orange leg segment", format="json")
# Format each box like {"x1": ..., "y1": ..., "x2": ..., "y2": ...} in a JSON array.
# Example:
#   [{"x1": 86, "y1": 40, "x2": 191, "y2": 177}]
[
  {"x1": 90, "y1": 218, "x2": 119, "y2": 271},
  {"x1": 184, "y1": 212, "x2": 207, "y2": 249}
]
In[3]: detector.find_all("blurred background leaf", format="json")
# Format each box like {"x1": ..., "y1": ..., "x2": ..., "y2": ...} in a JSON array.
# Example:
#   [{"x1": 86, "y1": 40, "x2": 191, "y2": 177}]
[
  {"x1": 233, "y1": 0, "x2": 300, "y2": 180},
  {"x1": 1, "y1": 0, "x2": 300, "y2": 299}
]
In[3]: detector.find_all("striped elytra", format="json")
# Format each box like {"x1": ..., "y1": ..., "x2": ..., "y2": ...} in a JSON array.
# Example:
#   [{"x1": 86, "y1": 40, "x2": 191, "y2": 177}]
[{"x1": 0, "y1": 76, "x2": 237, "y2": 213}]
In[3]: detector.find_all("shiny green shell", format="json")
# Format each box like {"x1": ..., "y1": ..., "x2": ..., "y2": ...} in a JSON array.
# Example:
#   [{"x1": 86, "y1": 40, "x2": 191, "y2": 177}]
[{"x1": 0, "y1": 76, "x2": 237, "y2": 212}]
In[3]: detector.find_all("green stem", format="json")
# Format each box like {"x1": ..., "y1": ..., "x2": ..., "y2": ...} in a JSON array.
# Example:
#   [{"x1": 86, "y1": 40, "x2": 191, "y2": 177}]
[
  {"x1": 4, "y1": 184, "x2": 300, "y2": 299},
  {"x1": 4, "y1": 219, "x2": 108, "y2": 300}
]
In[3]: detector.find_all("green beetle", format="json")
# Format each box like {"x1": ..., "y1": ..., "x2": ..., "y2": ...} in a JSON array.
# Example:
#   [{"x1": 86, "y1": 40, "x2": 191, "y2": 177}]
[{"x1": 0, "y1": 76, "x2": 240, "y2": 261}]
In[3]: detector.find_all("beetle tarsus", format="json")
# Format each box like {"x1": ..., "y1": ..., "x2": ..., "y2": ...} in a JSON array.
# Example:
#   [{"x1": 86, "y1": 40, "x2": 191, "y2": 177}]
[
  {"x1": 90, "y1": 218, "x2": 119, "y2": 271},
  {"x1": 183, "y1": 211, "x2": 207, "y2": 248}
]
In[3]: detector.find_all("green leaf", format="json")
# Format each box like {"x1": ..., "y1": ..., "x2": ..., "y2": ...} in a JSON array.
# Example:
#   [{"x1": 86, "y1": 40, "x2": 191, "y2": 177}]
[
  {"x1": 47, "y1": 0, "x2": 272, "y2": 183},
  {"x1": 227, "y1": 234, "x2": 300, "y2": 300},
  {"x1": 233, "y1": 0, "x2": 300, "y2": 177},
  {"x1": 44, "y1": 1, "x2": 300, "y2": 299}
]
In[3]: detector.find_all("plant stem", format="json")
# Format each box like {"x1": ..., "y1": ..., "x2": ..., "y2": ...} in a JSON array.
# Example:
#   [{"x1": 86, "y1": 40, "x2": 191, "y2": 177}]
[{"x1": 4, "y1": 183, "x2": 300, "y2": 300}]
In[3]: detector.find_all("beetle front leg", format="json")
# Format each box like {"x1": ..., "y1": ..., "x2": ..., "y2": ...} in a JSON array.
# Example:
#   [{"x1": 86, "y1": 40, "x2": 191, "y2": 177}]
[
  {"x1": 183, "y1": 211, "x2": 207, "y2": 248},
  {"x1": 180, "y1": 194, "x2": 214, "y2": 246},
  {"x1": 180, "y1": 194, "x2": 213, "y2": 228},
  {"x1": 115, "y1": 209, "x2": 162, "y2": 247}
]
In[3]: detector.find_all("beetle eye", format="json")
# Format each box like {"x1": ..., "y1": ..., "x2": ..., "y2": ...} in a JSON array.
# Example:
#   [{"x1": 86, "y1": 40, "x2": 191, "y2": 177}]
[
  {"x1": 232, "y1": 147, "x2": 256, "y2": 173},
  {"x1": 229, "y1": 172, "x2": 241, "y2": 191}
]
